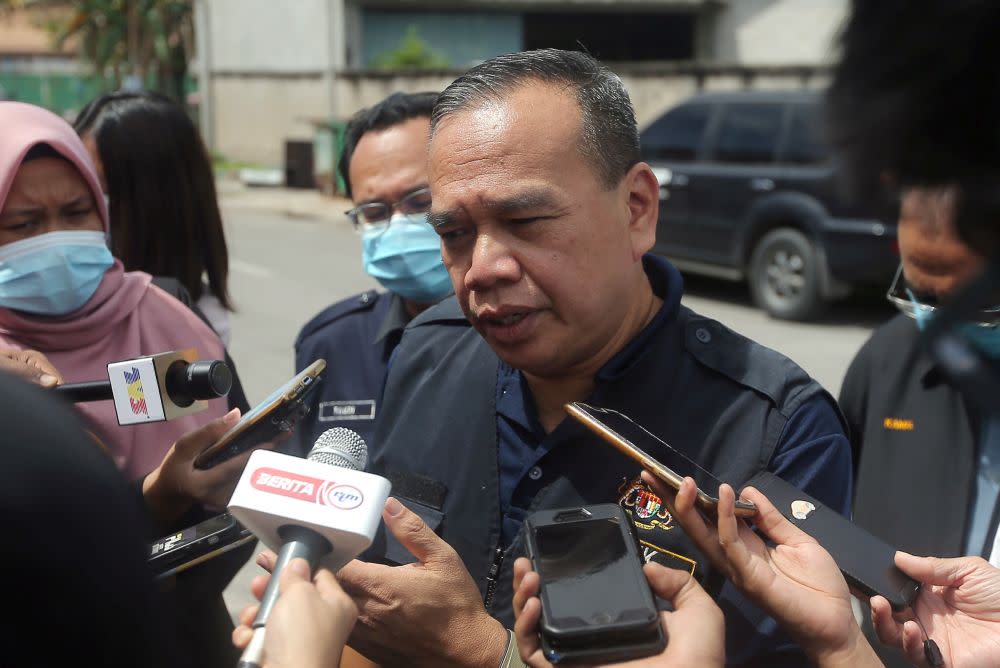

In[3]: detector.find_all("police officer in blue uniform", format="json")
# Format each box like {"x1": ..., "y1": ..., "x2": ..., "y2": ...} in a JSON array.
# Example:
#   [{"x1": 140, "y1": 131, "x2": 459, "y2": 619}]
[
  {"x1": 294, "y1": 92, "x2": 452, "y2": 453},
  {"x1": 336, "y1": 50, "x2": 852, "y2": 668}
]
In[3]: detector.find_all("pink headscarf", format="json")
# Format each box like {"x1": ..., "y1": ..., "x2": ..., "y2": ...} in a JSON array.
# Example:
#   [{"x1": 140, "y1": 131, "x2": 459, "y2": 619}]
[{"x1": 0, "y1": 102, "x2": 229, "y2": 479}]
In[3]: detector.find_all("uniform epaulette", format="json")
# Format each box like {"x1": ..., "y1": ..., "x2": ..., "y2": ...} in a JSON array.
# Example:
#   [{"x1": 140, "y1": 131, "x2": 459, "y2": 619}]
[
  {"x1": 680, "y1": 309, "x2": 824, "y2": 420},
  {"x1": 295, "y1": 290, "x2": 381, "y2": 347}
]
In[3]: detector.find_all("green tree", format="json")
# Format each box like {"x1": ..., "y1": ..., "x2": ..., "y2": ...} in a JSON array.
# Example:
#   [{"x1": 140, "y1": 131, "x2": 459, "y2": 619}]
[
  {"x1": 371, "y1": 25, "x2": 450, "y2": 70},
  {"x1": 1, "y1": 0, "x2": 193, "y2": 101}
]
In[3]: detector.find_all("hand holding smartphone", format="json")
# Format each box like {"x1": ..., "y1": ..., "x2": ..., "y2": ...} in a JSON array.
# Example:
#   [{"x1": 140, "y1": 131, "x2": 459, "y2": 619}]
[
  {"x1": 193, "y1": 360, "x2": 326, "y2": 470},
  {"x1": 566, "y1": 401, "x2": 919, "y2": 611},
  {"x1": 524, "y1": 504, "x2": 666, "y2": 664}
]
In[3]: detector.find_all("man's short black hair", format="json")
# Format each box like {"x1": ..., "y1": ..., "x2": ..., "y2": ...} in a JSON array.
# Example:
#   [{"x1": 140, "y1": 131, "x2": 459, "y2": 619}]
[
  {"x1": 827, "y1": 0, "x2": 1000, "y2": 255},
  {"x1": 431, "y1": 48, "x2": 640, "y2": 190},
  {"x1": 338, "y1": 91, "x2": 438, "y2": 198}
]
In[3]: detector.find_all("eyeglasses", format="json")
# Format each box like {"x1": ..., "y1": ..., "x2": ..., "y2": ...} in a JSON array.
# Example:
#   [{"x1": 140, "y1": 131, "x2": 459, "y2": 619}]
[
  {"x1": 345, "y1": 187, "x2": 432, "y2": 230},
  {"x1": 887, "y1": 265, "x2": 1000, "y2": 327}
]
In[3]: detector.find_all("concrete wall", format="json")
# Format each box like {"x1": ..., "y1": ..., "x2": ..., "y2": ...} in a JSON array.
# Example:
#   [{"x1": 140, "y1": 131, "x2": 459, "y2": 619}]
[
  {"x1": 201, "y1": 0, "x2": 343, "y2": 164},
  {"x1": 207, "y1": 0, "x2": 332, "y2": 73},
  {"x1": 212, "y1": 76, "x2": 332, "y2": 164},
  {"x1": 201, "y1": 0, "x2": 842, "y2": 165},
  {"x1": 333, "y1": 64, "x2": 828, "y2": 132},
  {"x1": 709, "y1": 0, "x2": 846, "y2": 65},
  {"x1": 212, "y1": 63, "x2": 827, "y2": 166}
]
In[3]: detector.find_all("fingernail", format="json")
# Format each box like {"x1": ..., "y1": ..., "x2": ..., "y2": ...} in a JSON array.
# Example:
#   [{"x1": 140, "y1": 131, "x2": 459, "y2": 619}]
[
  {"x1": 233, "y1": 626, "x2": 251, "y2": 646},
  {"x1": 255, "y1": 553, "x2": 268, "y2": 567},
  {"x1": 384, "y1": 496, "x2": 403, "y2": 517},
  {"x1": 224, "y1": 408, "x2": 240, "y2": 425},
  {"x1": 288, "y1": 558, "x2": 310, "y2": 578},
  {"x1": 39, "y1": 374, "x2": 58, "y2": 387}
]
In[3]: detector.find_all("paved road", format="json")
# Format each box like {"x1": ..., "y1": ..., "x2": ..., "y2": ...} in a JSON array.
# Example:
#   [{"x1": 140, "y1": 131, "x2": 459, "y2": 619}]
[{"x1": 218, "y1": 198, "x2": 894, "y2": 621}]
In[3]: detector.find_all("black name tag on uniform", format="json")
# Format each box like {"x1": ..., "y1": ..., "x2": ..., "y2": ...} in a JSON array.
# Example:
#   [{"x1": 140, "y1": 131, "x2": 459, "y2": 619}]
[{"x1": 318, "y1": 399, "x2": 376, "y2": 421}]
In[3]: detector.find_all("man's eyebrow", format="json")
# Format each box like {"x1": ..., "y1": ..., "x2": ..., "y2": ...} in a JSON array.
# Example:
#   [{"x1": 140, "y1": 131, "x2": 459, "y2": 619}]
[
  {"x1": 428, "y1": 189, "x2": 561, "y2": 228},
  {"x1": 483, "y1": 189, "x2": 560, "y2": 214},
  {"x1": 428, "y1": 210, "x2": 456, "y2": 228}
]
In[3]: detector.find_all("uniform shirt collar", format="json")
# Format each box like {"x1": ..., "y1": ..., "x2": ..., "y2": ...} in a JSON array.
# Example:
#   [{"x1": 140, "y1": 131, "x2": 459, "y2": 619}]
[
  {"x1": 596, "y1": 254, "x2": 683, "y2": 382},
  {"x1": 374, "y1": 292, "x2": 411, "y2": 345}
]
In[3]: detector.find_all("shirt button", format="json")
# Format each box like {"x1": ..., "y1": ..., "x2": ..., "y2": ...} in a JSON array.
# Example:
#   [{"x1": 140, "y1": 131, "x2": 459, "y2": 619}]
[
  {"x1": 528, "y1": 466, "x2": 543, "y2": 480},
  {"x1": 695, "y1": 327, "x2": 711, "y2": 344}
]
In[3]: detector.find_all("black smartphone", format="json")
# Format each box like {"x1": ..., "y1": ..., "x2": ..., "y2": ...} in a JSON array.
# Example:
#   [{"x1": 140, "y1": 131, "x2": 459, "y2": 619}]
[
  {"x1": 744, "y1": 471, "x2": 921, "y2": 610},
  {"x1": 524, "y1": 504, "x2": 665, "y2": 664},
  {"x1": 566, "y1": 402, "x2": 757, "y2": 517},
  {"x1": 193, "y1": 359, "x2": 326, "y2": 469},
  {"x1": 148, "y1": 512, "x2": 255, "y2": 579}
]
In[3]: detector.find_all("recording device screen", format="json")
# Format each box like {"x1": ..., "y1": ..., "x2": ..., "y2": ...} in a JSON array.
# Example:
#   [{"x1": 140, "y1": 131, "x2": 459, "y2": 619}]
[{"x1": 536, "y1": 517, "x2": 646, "y2": 628}]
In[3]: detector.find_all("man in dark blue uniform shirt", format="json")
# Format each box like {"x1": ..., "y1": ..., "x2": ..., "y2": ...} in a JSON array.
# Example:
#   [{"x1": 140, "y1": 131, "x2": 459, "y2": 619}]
[
  {"x1": 294, "y1": 92, "x2": 452, "y2": 453},
  {"x1": 333, "y1": 50, "x2": 852, "y2": 668}
]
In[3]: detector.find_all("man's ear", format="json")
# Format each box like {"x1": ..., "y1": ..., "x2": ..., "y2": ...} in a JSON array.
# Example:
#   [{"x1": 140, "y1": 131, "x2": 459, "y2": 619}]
[{"x1": 623, "y1": 162, "x2": 660, "y2": 261}]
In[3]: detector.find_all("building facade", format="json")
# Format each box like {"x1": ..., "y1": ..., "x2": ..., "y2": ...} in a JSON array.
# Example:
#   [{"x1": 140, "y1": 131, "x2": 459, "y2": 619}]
[{"x1": 196, "y1": 0, "x2": 846, "y2": 166}]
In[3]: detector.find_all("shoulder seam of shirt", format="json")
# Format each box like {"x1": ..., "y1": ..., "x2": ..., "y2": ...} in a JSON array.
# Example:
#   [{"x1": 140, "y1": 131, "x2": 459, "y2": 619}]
[{"x1": 295, "y1": 290, "x2": 381, "y2": 347}]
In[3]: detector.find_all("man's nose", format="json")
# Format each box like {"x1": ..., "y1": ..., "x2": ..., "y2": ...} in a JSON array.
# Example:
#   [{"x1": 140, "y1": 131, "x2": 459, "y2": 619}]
[{"x1": 464, "y1": 233, "x2": 521, "y2": 291}]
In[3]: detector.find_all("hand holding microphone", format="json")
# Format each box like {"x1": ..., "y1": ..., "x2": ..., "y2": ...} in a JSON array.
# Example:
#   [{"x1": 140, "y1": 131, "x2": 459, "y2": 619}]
[
  {"x1": 233, "y1": 558, "x2": 358, "y2": 668},
  {"x1": 0, "y1": 348, "x2": 63, "y2": 388},
  {"x1": 228, "y1": 427, "x2": 390, "y2": 668}
]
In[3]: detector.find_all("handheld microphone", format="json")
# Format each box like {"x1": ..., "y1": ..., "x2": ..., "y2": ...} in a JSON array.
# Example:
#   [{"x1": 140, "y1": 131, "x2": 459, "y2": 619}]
[
  {"x1": 53, "y1": 349, "x2": 231, "y2": 424},
  {"x1": 228, "y1": 428, "x2": 391, "y2": 668}
]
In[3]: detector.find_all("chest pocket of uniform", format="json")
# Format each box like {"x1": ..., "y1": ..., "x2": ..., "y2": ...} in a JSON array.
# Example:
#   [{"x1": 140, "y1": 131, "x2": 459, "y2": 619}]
[{"x1": 384, "y1": 497, "x2": 445, "y2": 565}]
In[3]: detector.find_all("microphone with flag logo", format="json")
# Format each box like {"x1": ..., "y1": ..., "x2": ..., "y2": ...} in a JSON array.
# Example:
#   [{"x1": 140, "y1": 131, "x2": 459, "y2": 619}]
[
  {"x1": 228, "y1": 427, "x2": 390, "y2": 668},
  {"x1": 52, "y1": 348, "x2": 231, "y2": 424}
]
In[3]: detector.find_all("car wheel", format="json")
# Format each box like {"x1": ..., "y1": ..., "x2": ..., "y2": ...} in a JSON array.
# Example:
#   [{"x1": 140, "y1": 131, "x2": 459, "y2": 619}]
[{"x1": 748, "y1": 227, "x2": 826, "y2": 321}]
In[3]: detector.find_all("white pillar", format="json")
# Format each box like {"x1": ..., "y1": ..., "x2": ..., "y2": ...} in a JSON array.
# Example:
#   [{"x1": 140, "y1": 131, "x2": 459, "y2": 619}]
[{"x1": 194, "y1": 0, "x2": 214, "y2": 150}]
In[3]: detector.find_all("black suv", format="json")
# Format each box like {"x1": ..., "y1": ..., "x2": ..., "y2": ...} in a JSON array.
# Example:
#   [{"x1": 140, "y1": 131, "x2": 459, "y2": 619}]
[{"x1": 640, "y1": 90, "x2": 896, "y2": 320}]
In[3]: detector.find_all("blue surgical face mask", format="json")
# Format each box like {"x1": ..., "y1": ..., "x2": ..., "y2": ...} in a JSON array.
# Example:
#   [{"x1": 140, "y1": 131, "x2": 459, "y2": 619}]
[
  {"x1": 361, "y1": 213, "x2": 453, "y2": 303},
  {"x1": 908, "y1": 289, "x2": 1000, "y2": 358},
  {"x1": 0, "y1": 230, "x2": 114, "y2": 316},
  {"x1": 956, "y1": 324, "x2": 1000, "y2": 359}
]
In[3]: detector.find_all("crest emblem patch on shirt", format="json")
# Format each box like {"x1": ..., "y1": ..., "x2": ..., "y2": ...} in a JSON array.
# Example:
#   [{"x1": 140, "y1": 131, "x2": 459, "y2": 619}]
[{"x1": 618, "y1": 477, "x2": 673, "y2": 531}]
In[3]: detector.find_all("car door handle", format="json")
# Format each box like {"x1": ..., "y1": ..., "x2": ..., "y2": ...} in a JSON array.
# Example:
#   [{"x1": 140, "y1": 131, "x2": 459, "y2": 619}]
[{"x1": 750, "y1": 178, "x2": 775, "y2": 191}]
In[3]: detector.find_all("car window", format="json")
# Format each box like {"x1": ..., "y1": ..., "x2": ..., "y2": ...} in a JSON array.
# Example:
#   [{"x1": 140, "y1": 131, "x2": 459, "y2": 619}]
[
  {"x1": 782, "y1": 104, "x2": 828, "y2": 165},
  {"x1": 641, "y1": 103, "x2": 711, "y2": 161},
  {"x1": 711, "y1": 103, "x2": 783, "y2": 164}
]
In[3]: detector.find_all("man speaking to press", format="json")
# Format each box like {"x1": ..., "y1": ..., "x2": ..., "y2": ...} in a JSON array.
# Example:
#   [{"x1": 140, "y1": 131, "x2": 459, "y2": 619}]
[{"x1": 330, "y1": 48, "x2": 852, "y2": 667}]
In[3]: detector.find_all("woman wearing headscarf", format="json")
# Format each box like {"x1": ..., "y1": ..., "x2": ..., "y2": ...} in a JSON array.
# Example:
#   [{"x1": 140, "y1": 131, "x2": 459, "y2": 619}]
[{"x1": 0, "y1": 101, "x2": 232, "y2": 480}]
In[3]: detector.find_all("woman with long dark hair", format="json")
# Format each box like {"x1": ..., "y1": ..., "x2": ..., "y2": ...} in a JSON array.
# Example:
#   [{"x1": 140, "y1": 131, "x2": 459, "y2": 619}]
[{"x1": 74, "y1": 90, "x2": 234, "y2": 343}]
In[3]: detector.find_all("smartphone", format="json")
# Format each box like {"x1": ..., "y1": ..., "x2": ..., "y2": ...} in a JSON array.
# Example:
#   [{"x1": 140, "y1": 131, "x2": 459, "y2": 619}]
[
  {"x1": 744, "y1": 471, "x2": 921, "y2": 610},
  {"x1": 524, "y1": 504, "x2": 665, "y2": 664},
  {"x1": 148, "y1": 512, "x2": 255, "y2": 579},
  {"x1": 565, "y1": 402, "x2": 757, "y2": 518},
  {"x1": 193, "y1": 359, "x2": 326, "y2": 469}
]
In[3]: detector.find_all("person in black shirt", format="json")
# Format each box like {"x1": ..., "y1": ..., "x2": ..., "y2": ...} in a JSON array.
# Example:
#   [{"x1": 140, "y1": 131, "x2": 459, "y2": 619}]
[{"x1": 839, "y1": 187, "x2": 1000, "y2": 667}]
